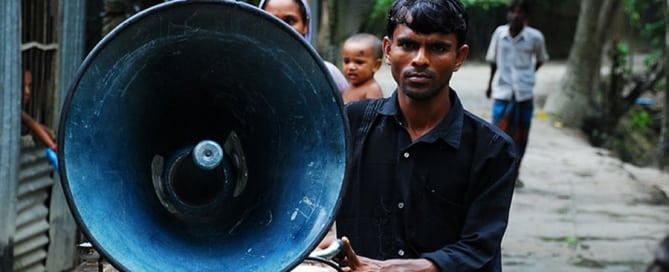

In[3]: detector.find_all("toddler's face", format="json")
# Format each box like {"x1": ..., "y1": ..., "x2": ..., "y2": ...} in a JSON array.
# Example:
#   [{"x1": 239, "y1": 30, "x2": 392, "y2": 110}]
[{"x1": 342, "y1": 41, "x2": 381, "y2": 86}]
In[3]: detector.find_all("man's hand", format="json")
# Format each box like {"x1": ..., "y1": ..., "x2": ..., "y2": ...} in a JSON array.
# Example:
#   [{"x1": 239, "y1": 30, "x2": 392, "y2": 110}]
[
  {"x1": 340, "y1": 237, "x2": 383, "y2": 272},
  {"x1": 317, "y1": 226, "x2": 337, "y2": 250},
  {"x1": 339, "y1": 237, "x2": 439, "y2": 272},
  {"x1": 485, "y1": 87, "x2": 492, "y2": 99}
]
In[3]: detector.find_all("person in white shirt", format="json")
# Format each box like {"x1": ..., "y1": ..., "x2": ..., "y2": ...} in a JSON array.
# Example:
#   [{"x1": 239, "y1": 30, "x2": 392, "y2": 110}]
[{"x1": 485, "y1": 0, "x2": 548, "y2": 187}]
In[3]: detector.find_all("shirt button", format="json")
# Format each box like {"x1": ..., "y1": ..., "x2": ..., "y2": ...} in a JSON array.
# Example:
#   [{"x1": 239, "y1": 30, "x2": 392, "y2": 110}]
[
  {"x1": 398, "y1": 202, "x2": 404, "y2": 209},
  {"x1": 398, "y1": 249, "x2": 405, "y2": 256},
  {"x1": 403, "y1": 152, "x2": 410, "y2": 158}
]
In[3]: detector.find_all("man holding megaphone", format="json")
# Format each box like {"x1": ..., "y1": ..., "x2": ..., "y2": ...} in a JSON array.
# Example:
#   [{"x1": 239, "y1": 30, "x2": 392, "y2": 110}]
[{"x1": 334, "y1": 0, "x2": 518, "y2": 271}]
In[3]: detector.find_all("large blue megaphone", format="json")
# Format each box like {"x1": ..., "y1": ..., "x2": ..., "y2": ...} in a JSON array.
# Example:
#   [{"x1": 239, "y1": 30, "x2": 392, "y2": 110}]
[{"x1": 58, "y1": 1, "x2": 349, "y2": 271}]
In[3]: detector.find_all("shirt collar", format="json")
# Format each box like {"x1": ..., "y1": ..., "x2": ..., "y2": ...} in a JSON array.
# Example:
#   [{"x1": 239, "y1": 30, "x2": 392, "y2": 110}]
[
  {"x1": 377, "y1": 90, "x2": 463, "y2": 149},
  {"x1": 501, "y1": 25, "x2": 527, "y2": 41}
]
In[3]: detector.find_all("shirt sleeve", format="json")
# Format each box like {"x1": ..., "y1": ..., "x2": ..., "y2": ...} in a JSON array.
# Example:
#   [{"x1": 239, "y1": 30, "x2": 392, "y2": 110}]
[
  {"x1": 420, "y1": 135, "x2": 518, "y2": 271},
  {"x1": 485, "y1": 27, "x2": 501, "y2": 63},
  {"x1": 535, "y1": 31, "x2": 549, "y2": 63},
  {"x1": 324, "y1": 61, "x2": 350, "y2": 93}
]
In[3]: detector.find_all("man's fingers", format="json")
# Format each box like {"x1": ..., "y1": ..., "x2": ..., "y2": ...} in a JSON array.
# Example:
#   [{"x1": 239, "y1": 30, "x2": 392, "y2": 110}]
[{"x1": 341, "y1": 236, "x2": 360, "y2": 268}]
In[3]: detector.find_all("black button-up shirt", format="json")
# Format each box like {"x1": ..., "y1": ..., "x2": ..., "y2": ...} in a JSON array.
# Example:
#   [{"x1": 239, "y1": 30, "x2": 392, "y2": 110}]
[{"x1": 337, "y1": 90, "x2": 517, "y2": 271}]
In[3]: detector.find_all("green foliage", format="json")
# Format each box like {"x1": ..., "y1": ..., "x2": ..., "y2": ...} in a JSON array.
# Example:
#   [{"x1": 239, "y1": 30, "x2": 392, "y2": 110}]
[
  {"x1": 623, "y1": 0, "x2": 666, "y2": 48},
  {"x1": 370, "y1": 0, "x2": 394, "y2": 20},
  {"x1": 609, "y1": 109, "x2": 659, "y2": 166},
  {"x1": 644, "y1": 50, "x2": 663, "y2": 67},
  {"x1": 623, "y1": 0, "x2": 642, "y2": 28},
  {"x1": 564, "y1": 235, "x2": 579, "y2": 246},
  {"x1": 371, "y1": 0, "x2": 508, "y2": 18},
  {"x1": 461, "y1": 0, "x2": 508, "y2": 10},
  {"x1": 655, "y1": 72, "x2": 666, "y2": 90},
  {"x1": 629, "y1": 109, "x2": 652, "y2": 133},
  {"x1": 614, "y1": 43, "x2": 629, "y2": 67}
]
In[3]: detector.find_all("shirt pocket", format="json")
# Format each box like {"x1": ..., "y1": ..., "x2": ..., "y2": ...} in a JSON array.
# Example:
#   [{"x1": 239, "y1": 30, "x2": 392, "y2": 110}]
[
  {"x1": 423, "y1": 175, "x2": 467, "y2": 207},
  {"x1": 407, "y1": 178, "x2": 468, "y2": 249},
  {"x1": 518, "y1": 69, "x2": 536, "y2": 86},
  {"x1": 406, "y1": 183, "x2": 468, "y2": 251},
  {"x1": 513, "y1": 44, "x2": 535, "y2": 69}
]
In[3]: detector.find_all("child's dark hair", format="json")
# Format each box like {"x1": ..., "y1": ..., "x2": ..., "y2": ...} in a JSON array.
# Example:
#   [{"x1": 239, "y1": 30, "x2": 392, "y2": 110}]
[
  {"x1": 386, "y1": 0, "x2": 468, "y2": 47},
  {"x1": 345, "y1": 33, "x2": 383, "y2": 60}
]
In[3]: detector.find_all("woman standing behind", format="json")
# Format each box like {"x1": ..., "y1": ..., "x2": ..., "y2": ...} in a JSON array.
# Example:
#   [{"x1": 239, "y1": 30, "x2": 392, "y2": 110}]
[{"x1": 259, "y1": 0, "x2": 349, "y2": 93}]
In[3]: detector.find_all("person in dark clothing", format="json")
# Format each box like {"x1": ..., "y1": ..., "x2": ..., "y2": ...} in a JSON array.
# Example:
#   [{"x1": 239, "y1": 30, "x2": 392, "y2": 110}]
[{"x1": 335, "y1": 0, "x2": 518, "y2": 271}]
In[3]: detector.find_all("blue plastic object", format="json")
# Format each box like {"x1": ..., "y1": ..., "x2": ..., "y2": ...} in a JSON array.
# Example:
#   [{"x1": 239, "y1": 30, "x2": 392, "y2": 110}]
[
  {"x1": 45, "y1": 147, "x2": 58, "y2": 173},
  {"x1": 635, "y1": 97, "x2": 657, "y2": 105},
  {"x1": 57, "y1": 1, "x2": 349, "y2": 271}
]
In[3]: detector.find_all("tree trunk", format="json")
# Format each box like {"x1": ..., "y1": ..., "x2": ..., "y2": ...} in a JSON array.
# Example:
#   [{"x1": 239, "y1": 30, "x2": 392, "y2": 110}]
[
  {"x1": 657, "y1": 0, "x2": 669, "y2": 169},
  {"x1": 544, "y1": 0, "x2": 622, "y2": 128}
]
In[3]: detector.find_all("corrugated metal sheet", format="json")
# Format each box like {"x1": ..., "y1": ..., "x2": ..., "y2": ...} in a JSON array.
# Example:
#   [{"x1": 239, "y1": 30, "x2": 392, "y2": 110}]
[
  {"x1": 16, "y1": 0, "x2": 59, "y2": 269},
  {"x1": 21, "y1": 0, "x2": 58, "y2": 128},
  {"x1": 0, "y1": 0, "x2": 23, "y2": 269},
  {"x1": 2, "y1": 0, "x2": 81, "y2": 270},
  {"x1": 13, "y1": 137, "x2": 54, "y2": 272}
]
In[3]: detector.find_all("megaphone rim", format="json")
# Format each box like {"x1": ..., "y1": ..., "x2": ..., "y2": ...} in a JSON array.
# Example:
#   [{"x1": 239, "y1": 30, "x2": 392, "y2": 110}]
[{"x1": 57, "y1": 1, "x2": 352, "y2": 271}]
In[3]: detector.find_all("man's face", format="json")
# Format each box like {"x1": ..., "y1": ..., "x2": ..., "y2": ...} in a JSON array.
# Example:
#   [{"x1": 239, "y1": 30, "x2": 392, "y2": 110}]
[
  {"x1": 263, "y1": 0, "x2": 308, "y2": 37},
  {"x1": 384, "y1": 24, "x2": 468, "y2": 101},
  {"x1": 507, "y1": 6, "x2": 526, "y2": 31},
  {"x1": 342, "y1": 41, "x2": 382, "y2": 86}
]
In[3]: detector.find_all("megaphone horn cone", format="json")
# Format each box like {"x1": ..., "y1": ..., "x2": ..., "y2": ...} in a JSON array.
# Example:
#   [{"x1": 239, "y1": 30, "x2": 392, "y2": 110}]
[{"x1": 58, "y1": 1, "x2": 349, "y2": 271}]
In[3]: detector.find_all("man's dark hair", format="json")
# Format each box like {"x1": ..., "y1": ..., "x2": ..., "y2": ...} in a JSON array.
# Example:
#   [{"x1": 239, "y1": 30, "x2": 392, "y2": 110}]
[
  {"x1": 386, "y1": 0, "x2": 468, "y2": 47},
  {"x1": 509, "y1": 0, "x2": 530, "y2": 15}
]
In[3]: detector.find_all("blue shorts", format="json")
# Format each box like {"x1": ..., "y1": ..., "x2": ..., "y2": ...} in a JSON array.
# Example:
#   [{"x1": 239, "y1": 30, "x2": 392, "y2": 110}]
[{"x1": 492, "y1": 99, "x2": 533, "y2": 160}]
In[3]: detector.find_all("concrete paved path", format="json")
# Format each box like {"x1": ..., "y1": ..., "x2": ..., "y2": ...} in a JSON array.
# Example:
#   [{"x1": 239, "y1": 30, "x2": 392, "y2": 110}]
[{"x1": 376, "y1": 62, "x2": 669, "y2": 271}]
